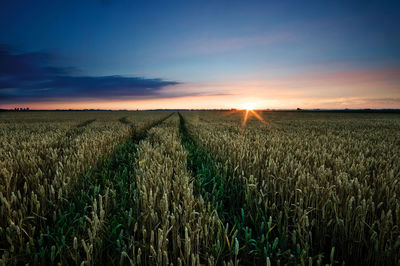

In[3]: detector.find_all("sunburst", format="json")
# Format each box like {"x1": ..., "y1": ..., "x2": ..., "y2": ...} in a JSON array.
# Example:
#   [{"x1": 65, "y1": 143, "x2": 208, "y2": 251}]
[{"x1": 238, "y1": 102, "x2": 265, "y2": 126}]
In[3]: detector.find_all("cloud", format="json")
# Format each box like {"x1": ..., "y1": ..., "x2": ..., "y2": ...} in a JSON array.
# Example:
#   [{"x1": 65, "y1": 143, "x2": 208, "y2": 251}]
[
  {"x1": 0, "y1": 45, "x2": 180, "y2": 103},
  {"x1": 298, "y1": 97, "x2": 400, "y2": 109}
]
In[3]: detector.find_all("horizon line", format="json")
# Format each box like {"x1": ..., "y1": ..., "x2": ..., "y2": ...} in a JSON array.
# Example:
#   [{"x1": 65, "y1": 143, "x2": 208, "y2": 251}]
[{"x1": 2, "y1": 108, "x2": 400, "y2": 112}]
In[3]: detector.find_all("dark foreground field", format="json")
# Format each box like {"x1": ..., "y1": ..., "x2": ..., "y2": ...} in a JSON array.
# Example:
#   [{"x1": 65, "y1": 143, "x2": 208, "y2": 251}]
[{"x1": 1, "y1": 111, "x2": 399, "y2": 265}]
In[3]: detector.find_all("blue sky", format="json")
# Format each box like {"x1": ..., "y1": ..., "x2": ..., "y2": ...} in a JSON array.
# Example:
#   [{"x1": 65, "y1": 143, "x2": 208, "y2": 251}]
[{"x1": 1, "y1": 0, "x2": 399, "y2": 109}]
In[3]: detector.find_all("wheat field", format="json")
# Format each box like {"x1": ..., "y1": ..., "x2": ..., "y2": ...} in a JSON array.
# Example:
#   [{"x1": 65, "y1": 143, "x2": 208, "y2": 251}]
[{"x1": 0, "y1": 110, "x2": 399, "y2": 265}]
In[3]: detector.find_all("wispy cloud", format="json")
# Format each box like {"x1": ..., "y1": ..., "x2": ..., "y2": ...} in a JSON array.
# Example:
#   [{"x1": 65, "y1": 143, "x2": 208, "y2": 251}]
[
  {"x1": 0, "y1": 45, "x2": 181, "y2": 103},
  {"x1": 299, "y1": 97, "x2": 400, "y2": 109}
]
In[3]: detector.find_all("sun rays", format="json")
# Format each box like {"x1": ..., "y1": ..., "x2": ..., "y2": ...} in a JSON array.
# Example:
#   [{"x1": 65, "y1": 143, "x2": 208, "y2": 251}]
[
  {"x1": 242, "y1": 109, "x2": 265, "y2": 126},
  {"x1": 238, "y1": 102, "x2": 265, "y2": 126}
]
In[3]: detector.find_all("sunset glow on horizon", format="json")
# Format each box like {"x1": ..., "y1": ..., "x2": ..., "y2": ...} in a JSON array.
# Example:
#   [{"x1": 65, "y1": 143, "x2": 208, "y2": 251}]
[{"x1": 1, "y1": 1, "x2": 399, "y2": 110}]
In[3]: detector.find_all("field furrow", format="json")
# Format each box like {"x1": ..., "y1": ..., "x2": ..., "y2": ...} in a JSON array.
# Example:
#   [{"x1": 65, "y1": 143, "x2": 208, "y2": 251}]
[{"x1": 131, "y1": 113, "x2": 223, "y2": 265}]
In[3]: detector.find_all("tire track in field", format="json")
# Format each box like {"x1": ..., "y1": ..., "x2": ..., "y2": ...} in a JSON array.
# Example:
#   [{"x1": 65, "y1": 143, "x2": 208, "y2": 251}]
[
  {"x1": 49, "y1": 119, "x2": 97, "y2": 185},
  {"x1": 14, "y1": 118, "x2": 97, "y2": 191},
  {"x1": 178, "y1": 112, "x2": 297, "y2": 265},
  {"x1": 58, "y1": 118, "x2": 96, "y2": 155},
  {"x1": 35, "y1": 113, "x2": 174, "y2": 265},
  {"x1": 118, "y1": 116, "x2": 135, "y2": 135},
  {"x1": 26, "y1": 118, "x2": 96, "y2": 190},
  {"x1": 65, "y1": 118, "x2": 96, "y2": 138},
  {"x1": 178, "y1": 112, "x2": 248, "y2": 263}
]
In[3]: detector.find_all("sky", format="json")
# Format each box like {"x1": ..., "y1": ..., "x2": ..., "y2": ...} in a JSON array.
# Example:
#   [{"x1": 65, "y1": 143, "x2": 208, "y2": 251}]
[{"x1": 0, "y1": 0, "x2": 399, "y2": 109}]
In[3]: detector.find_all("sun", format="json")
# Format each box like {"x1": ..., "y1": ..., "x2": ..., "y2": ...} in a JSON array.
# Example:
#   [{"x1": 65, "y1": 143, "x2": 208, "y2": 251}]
[{"x1": 239, "y1": 102, "x2": 257, "y2": 111}]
